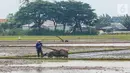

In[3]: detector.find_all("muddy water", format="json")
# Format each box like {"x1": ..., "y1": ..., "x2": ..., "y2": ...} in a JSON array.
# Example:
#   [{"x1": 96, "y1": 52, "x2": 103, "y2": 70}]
[
  {"x1": 10, "y1": 70, "x2": 126, "y2": 73},
  {"x1": 69, "y1": 49, "x2": 130, "y2": 58},
  {"x1": 0, "y1": 47, "x2": 130, "y2": 59},
  {"x1": 4, "y1": 61, "x2": 130, "y2": 73}
]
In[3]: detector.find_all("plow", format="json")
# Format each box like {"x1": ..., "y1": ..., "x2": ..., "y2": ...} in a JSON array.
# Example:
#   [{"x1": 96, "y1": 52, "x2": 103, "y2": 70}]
[{"x1": 56, "y1": 36, "x2": 69, "y2": 42}]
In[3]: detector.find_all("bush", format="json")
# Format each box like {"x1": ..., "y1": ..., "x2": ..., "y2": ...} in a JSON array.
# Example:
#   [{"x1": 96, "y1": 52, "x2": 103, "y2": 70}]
[
  {"x1": 27, "y1": 28, "x2": 64, "y2": 35},
  {"x1": 7, "y1": 28, "x2": 28, "y2": 35},
  {"x1": 0, "y1": 28, "x2": 98, "y2": 36}
]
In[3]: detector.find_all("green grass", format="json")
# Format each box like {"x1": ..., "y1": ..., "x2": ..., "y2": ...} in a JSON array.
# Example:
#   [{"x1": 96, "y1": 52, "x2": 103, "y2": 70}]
[{"x1": 0, "y1": 34, "x2": 130, "y2": 41}]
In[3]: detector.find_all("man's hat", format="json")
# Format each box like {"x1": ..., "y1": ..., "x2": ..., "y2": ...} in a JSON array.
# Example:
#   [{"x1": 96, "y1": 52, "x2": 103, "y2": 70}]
[{"x1": 37, "y1": 40, "x2": 41, "y2": 42}]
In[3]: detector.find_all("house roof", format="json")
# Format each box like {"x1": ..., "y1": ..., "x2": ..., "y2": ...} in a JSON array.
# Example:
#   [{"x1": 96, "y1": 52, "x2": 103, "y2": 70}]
[
  {"x1": 101, "y1": 23, "x2": 127, "y2": 30},
  {"x1": 23, "y1": 23, "x2": 35, "y2": 27},
  {"x1": 42, "y1": 20, "x2": 54, "y2": 27},
  {"x1": 111, "y1": 23, "x2": 127, "y2": 29},
  {"x1": 102, "y1": 26, "x2": 112, "y2": 29},
  {"x1": 0, "y1": 19, "x2": 7, "y2": 23}
]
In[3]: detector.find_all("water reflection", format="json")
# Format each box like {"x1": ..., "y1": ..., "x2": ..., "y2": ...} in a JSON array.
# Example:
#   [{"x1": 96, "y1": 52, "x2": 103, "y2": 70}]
[{"x1": 69, "y1": 49, "x2": 130, "y2": 58}]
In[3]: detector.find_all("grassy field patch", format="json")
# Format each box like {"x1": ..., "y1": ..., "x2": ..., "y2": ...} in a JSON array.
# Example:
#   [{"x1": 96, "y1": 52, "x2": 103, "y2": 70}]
[{"x1": 0, "y1": 34, "x2": 130, "y2": 41}]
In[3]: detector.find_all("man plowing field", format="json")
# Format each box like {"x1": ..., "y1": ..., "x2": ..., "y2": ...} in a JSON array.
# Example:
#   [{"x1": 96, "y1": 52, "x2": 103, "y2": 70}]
[
  {"x1": 35, "y1": 40, "x2": 68, "y2": 58},
  {"x1": 35, "y1": 40, "x2": 44, "y2": 57}
]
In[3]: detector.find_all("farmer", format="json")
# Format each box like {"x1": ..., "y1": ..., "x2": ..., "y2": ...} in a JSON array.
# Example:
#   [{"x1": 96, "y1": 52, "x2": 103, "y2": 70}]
[{"x1": 35, "y1": 40, "x2": 43, "y2": 57}]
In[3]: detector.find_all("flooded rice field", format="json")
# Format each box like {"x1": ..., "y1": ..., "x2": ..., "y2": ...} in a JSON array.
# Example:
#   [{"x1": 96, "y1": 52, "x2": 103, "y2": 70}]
[
  {"x1": 69, "y1": 49, "x2": 130, "y2": 59},
  {"x1": 0, "y1": 46, "x2": 130, "y2": 73},
  {"x1": 0, "y1": 60, "x2": 130, "y2": 73},
  {"x1": 0, "y1": 46, "x2": 130, "y2": 59},
  {"x1": 0, "y1": 41, "x2": 130, "y2": 73}
]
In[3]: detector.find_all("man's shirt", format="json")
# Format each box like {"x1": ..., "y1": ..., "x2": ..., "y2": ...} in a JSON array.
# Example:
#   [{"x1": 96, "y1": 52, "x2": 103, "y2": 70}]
[{"x1": 36, "y1": 42, "x2": 43, "y2": 50}]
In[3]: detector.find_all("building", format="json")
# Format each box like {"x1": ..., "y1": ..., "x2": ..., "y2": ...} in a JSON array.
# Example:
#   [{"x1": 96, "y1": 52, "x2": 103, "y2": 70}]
[
  {"x1": 22, "y1": 23, "x2": 34, "y2": 30},
  {"x1": 0, "y1": 19, "x2": 7, "y2": 23},
  {"x1": 22, "y1": 20, "x2": 89, "y2": 32},
  {"x1": 101, "y1": 23, "x2": 127, "y2": 32},
  {"x1": 22, "y1": 20, "x2": 71, "y2": 31},
  {"x1": 41, "y1": 20, "x2": 71, "y2": 31}
]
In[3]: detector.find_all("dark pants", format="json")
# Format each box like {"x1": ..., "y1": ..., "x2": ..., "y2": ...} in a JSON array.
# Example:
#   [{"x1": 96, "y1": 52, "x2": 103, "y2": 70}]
[{"x1": 36, "y1": 49, "x2": 43, "y2": 57}]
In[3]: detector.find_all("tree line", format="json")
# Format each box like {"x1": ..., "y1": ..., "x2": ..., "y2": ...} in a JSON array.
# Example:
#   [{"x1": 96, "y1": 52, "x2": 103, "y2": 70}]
[
  {"x1": 0, "y1": 0, "x2": 97, "y2": 35},
  {"x1": 96, "y1": 14, "x2": 130, "y2": 31},
  {"x1": 16, "y1": 0, "x2": 97, "y2": 34},
  {"x1": 0, "y1": 0, "x2": 130, "y2": 35}
]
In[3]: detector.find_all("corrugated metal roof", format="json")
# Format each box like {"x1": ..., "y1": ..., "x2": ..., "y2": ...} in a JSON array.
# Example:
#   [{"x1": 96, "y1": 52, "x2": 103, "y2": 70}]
[{"x1": 101, "y1": 23, "x2": 127, "y2": 30}]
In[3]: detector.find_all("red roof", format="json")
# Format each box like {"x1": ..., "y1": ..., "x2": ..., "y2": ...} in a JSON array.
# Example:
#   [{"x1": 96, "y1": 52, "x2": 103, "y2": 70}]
[{"x1": 0, "y1": 19, "x2": 7, "y2": 23}]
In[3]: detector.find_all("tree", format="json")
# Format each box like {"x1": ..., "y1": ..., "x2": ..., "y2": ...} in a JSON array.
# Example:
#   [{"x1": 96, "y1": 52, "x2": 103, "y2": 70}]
[
  {"x1": 6, "y1": 13, "x2": 19, "y2": 29},
  {"x1": 55, "y1": 1, "x2": 73, "y2": 33},
  {"x1": 20, "y1": 0, "x2": 30, "y2": 7},
  {"x1": 122, "y1": 14, "x2": 130, "y2": 30},
  {"x1": 15, "y1": 0, "x2": 52, "y2": 32},
  {"x1": 44, "y1": 2, "x2": 60, "y2": 31},
  {"x1": 72, "y1": 2, "x2": 97, "y2": 33},
  {"x1": 0, "y1": 23, "x2": 9, "y2": 35},
  {"x1": 95, "y1": 14, "x2": 112, "y2": 29},
  {"x1": 56, "y1": 1, "x2": 97, "y2": 33},
  {"x1": 15, "y1": 0, "x2": 97, "y2": 35}
]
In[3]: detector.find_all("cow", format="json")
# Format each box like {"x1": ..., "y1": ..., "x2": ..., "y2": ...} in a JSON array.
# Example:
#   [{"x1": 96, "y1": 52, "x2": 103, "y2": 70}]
[{"x1": 44, "y1": 49, "x2": 68, "y2": 58}]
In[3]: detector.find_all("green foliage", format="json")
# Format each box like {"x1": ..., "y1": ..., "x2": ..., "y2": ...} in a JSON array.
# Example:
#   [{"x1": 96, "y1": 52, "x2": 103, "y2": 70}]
[
  {"x1": 56, "y1": 1, "x2": 97, "y2": 33},
  {"x1": 95, "y1": 14, "x2": 112, "y2": 29},
  {"x1": 0, "y1": 0, "x2": 98, "y2": 36},
  {"x1": 15, "y1": 1, "x2": 55, "y2": 30},
  {"x1": 0, "y1": 23, "x2": 9, "y2": 35},
  {"x1": 14, "y1": 0, "x2": 97, "y2": 35},
  {"x1": 27, "y1": 28, "x2": 64, "y2": 35},
  {"x1": 8, "y1": 28, "x2": 28, "y2": 35},
  {"x1": 122, "y1": 14, "x2": 130, "y2": 30}
]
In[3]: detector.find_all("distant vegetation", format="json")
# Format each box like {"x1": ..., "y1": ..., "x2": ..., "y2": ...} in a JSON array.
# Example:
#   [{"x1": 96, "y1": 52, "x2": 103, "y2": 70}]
[
  {"x1": 0, "y1": 0, "x2": 130, "y2": 36},
  {"x1": 0, "y1": 0, "x2": 97, "y2": 36}
]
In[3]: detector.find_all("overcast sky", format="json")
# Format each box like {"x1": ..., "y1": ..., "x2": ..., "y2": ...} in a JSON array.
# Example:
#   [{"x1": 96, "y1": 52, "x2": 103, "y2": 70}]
[{"x1": 0, "y1": 0, "x2": 130, "y2": 18}]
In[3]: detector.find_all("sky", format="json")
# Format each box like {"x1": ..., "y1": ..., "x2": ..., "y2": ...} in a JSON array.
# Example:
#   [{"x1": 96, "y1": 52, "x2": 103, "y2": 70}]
[{"x1": 0, "y1": 0, "x2": 130, "y2": 18}]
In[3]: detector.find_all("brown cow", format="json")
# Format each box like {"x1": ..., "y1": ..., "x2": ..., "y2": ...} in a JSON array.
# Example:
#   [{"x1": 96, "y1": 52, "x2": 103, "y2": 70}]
[{"x1": 44, "y1": 49, "x2": 68, "y2": 58}]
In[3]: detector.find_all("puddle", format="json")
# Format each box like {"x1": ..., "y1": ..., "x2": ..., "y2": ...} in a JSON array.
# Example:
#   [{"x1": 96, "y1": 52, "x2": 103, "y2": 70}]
[
  {"x1": 0, "y1": 52, "x2": 11, "y2": 56},
  {"x1": 0, "y1": 52, "x2": 17, "y2": 56}
]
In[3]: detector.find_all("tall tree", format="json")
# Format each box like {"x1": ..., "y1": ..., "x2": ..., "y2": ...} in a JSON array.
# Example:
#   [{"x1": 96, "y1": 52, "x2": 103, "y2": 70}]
[
  {"x1": 15, "y1": 0, "x2": 51, "y2": 31},
  {"x1": 56, "y1": 1, "x2": 97, "y2": 33},
  {"x1": 15, "y1": 0, "x2": 97, "y2": 34},
  {"x1": 55, "y1": 1, "x2": 73, "y2": 33},
  {"x1": 6, "y1": 13, "x2": 18, "y2": 29},
  {"x1": 45, "y1": 2, "x2": 60, "y2": 31},
  {"x1": 0, "y1": 23, "x2": 9, "y2": 35},
  {"x1": 20, "y1": 0, "x2": 30, "y2": 7},
  {"x1": 122, "y1": 14, "x2": 130, "y2": 30},
  {"x1": 95, "y1": 14, "x2": 112, "y2": 29}
]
